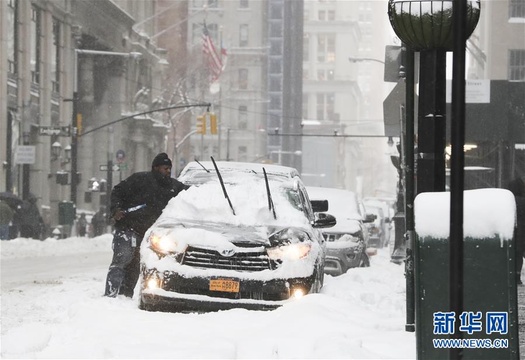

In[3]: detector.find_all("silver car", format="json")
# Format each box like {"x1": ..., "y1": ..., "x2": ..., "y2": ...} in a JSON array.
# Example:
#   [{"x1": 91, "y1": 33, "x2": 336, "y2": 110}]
[{"x1": 307, "y1": 186, "x2": 376, "y2": 276}]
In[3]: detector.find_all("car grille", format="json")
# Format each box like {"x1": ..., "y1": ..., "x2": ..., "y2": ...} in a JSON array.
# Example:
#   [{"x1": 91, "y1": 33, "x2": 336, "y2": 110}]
[{"x1": 182, "y1": 246, "x2": 276, "y2": 271}]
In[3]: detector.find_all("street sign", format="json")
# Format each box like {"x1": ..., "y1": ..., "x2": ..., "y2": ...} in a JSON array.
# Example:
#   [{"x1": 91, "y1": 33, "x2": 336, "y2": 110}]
[
  {"x1": 446, "y1": 79, "x2": 490, "y2": 104},
  {"x1": 14, "y1": 145, "x2": 36, "y2": 164},
  {"x1": 38, "y1": 125, "x2": 71, "y2": 137},
  {"x1": 99, "y1": 164, "x2": 121, "y2": 171}
]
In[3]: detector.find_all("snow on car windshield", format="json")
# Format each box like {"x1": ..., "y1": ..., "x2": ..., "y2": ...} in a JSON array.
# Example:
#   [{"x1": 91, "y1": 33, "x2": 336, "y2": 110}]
[{"x1": 158, "y1": 174, "x2": 309, "y2": 228}]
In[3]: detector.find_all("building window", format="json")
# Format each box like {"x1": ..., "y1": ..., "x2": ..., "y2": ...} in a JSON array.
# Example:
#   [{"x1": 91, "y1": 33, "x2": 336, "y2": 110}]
[
  {"x1": 317, "y1": 34, "x2": 335, "y2": 63},
  {"x1": 316, "y1": 93, "x2": 335, "y2": 120},
  {"x1": 239, "y1": 24, "x2": 249, "y2": 47},
  {"x1": 239, "y1": 105, "x2": 248, "y2": 129},
  {"x1": 270, "y1": 22, "x2": 283, "y2": 37},
  {"x1": 509, "y1": 49, "x2": 525, "y2": 81},
  {"x1": 317, "y1": 69, "x2": 335, "y2": 81},
  {"x1": 239, "y1": 68, "x2": 248, "y2": 89},
  {"x1": 270, "y1": 94, "x2": 282, "y2": 109},
  {"x1": 270, "y1": 59, "x2": 282, "y2": 73},
  {"x1": 51, "y1": 18, "x2": 60, "y2": 93},
  {"x1": 270, "y1": 40, "x2": 282, "y2": 56},
  {"x1": 7, "y1": 0, "x2": 17, "y2": 75},
  {"x1": 269, "y1": 76, "x2": 281, "y2": 91},
  {"x1": 30, "y1": 5, "x2": 41, "y2": 84},
  {"x1": 509, "y1": 0, "x2": 525, "y2": 18}
]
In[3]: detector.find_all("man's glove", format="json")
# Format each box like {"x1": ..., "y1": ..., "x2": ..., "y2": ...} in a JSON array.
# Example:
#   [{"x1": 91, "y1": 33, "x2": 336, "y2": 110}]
[{"x1": 113, "y1": 209, "x2": 125, "y2": 221}]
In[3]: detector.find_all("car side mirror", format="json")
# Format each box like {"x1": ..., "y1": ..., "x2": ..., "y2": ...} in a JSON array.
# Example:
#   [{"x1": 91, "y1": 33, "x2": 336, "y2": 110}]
[
  {"x1": 313, "y1": 212, "x2": 336, "y2": 228},
  {"x1": 311, "y1": 199, "x2": 328, "y2": 213},
  {"x1": 364, "y1": 214, "x2": 377, "y2": 223}
]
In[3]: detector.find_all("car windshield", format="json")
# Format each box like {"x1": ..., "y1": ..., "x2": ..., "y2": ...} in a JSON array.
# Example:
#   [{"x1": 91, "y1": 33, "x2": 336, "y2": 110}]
[{"x1": 159, "y1": 174, "x2": 309, "y2": 228}]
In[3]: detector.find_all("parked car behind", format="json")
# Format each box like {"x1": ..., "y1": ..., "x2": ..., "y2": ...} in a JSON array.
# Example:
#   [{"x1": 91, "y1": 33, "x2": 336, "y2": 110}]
[
  {"x1": 306, "y1": 186, "x2": 376, "y2": 275},
  {"x1": 363, "y1": 198, "x2": 393, "y2": 249},
  {"x1": 139, "y1": 161, "x2": 335, "y2": 312}
]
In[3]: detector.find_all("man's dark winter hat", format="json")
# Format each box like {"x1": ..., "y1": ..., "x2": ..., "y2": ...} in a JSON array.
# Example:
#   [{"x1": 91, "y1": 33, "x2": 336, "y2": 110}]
[{"x1": 151, "y1": 153, "x2": 172, "y2": 168}]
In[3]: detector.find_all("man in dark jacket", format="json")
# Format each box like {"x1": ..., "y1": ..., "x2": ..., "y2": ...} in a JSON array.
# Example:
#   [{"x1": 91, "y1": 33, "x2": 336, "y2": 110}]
[
  {"x1": 104, "y1": 153, "x2": 189, "y2": 297},
  {"x1": 508, "y1": 177, "x2": 525, "y2": 285}
]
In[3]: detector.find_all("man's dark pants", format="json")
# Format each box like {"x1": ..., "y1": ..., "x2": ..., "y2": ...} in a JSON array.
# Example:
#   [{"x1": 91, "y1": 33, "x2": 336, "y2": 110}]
[{"x1": 104, "y1": 229, "x2": 142, "y2": 297}]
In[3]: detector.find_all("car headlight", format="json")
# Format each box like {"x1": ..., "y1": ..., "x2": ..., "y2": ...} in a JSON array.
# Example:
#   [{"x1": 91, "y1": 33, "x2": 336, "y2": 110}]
[
  {"x1": 269, "y1": 228, "x2": 310, "y2": 244},
  {"x1": 266, "y1": 228, "x2": 313, "y2": 260},
  {"x1": 148, "y1": 231, "x2": 185, "y2": 255},
  {"x1": 267, "y1": 243, "x2": 312, "y2": 260}
]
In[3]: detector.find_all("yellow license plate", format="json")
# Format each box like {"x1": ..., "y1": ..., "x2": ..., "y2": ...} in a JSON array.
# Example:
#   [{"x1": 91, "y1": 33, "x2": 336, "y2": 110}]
[{"x1": 209, "y1": 279, "x2": 240, "y2": 293}]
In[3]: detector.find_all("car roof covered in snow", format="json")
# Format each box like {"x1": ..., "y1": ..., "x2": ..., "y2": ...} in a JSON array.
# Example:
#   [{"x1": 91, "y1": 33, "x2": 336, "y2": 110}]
[{"x1": 306, "y1": 186, "x2": 364, "y2": 221}]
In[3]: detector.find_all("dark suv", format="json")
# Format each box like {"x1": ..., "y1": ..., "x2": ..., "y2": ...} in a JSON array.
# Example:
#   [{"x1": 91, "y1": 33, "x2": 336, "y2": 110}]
[{"x1": 139, "y1": 162, "x2": 335, "y2": 312}]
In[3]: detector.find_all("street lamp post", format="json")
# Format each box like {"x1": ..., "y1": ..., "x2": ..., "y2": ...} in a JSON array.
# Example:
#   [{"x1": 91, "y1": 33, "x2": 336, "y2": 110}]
[{"x1": 388, "y1": 0, "x2": 481, "y2": 350}]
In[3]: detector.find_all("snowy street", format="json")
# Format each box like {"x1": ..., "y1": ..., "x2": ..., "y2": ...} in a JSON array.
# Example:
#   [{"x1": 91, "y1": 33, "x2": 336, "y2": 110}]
[{"x1": 1, "y1": 235, "x2": 415, "y2": 359}]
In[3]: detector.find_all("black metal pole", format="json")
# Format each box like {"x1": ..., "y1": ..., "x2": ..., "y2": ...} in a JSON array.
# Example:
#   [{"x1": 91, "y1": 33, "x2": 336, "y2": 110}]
[
  {"x1": 22, "y1": 165, "x2": 30, "y2": 199},
  {"x1": 450, "y1": 1, "x2": 467, "y2": 359},
  {"x1": 404, "y1": 47, "x2": 416, "y2": 333},
  {"x1": 22, "y1": 138, "x2": 30, "y2": 200},
  {"x1": 106, "y1": 159, "x2": 112, "y2": 226},
  {"x1": 6, "y1": 111, "x2": 13, "y2": 192},
  {"x1": 417, "y1": 49, "x2": 447, "y2": 194},
  {"x1": 70, "y1": 92, "x2": 78, "y2": 205}
]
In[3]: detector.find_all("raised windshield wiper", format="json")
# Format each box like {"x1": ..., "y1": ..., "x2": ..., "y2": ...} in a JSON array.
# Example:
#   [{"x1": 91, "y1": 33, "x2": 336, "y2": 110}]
[
  {"x1": 263, "y1": 168, "x2": 277, "y2": 220},
  {"x1": 194, "y1": 158, "x2": 210, "y2": 172},
  {"x1": 210, "y1": 156, "x2": 236, "y2": 215}
]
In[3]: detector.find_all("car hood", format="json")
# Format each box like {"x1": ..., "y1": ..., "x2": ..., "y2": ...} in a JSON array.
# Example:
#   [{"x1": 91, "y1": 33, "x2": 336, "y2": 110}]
[
  {"x1": 142, "y1": 219, "x2": 321, "y2": 280},
  {"x1": 148, "y1": 219, "x2": 310, "y2": 249}
]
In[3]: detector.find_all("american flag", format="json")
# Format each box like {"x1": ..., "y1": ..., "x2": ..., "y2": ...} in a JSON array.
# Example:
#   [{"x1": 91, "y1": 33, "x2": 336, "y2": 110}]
[{"x1": 202, "y1": 23, "x2": 227, "y2": 82}]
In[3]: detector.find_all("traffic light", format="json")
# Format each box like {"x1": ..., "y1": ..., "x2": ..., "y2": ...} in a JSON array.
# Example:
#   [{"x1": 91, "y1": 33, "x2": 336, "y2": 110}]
[
  {"x1": 209, "y1": 113, "x2": 218, "y2": 135},
  {"x1": 196, "y1": 115, "x2": 206, "y2": 135}
]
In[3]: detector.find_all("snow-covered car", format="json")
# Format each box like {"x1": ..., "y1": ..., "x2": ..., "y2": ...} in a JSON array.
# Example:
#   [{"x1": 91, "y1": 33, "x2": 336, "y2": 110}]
[
  {"x1": 363, "y1": 198, "x2": 393, "y2": 249},
  {"x1": 306, "y1": 186, "x2": 376, "y2": 275},
  {"x1": 363, "y1": 204, "x2": 388, "y2": 248},
  {"x1": 139, "y1": 162, "x2": 335, "y2": 312}
]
